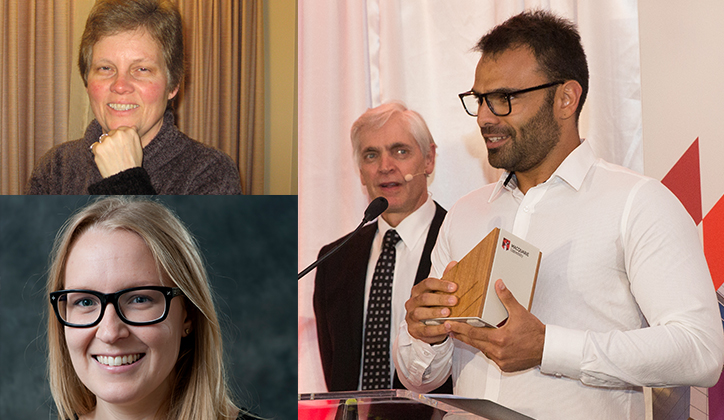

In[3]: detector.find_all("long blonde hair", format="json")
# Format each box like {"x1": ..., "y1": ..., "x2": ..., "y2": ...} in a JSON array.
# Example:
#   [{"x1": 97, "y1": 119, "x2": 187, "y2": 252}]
[{"x1": 47, "y1": 197, "x2": 241, "y2": 419}]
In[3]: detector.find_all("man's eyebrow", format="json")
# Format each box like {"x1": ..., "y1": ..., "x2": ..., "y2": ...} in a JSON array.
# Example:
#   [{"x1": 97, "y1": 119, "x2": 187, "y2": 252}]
[
  {"x1": 361, "y1": 142, "x2": 411, "y2": 153},
  {"x1": 475, "y1": 87, "x2": 516, "y2": 96}
]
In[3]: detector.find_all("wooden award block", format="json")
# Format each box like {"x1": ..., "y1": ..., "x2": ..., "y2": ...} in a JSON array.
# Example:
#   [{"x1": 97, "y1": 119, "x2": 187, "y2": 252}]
[{"x1": 425, "y1": 228, "x2": 541, "y2": 328}]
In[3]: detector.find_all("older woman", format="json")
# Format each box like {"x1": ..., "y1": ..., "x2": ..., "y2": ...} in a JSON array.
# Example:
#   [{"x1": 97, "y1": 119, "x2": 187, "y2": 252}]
[
  {"x1": 26, "y1": 0, "x2": 242, "y2": 195},
  {"x1": 46, "y1": 197, "x2": 257, "y2": 419}
]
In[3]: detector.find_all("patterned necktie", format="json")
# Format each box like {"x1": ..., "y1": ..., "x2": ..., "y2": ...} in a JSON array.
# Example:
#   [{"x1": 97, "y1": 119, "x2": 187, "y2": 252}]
[{"x1": 361, "y1": 229, "x2": 401, "y2": 390}]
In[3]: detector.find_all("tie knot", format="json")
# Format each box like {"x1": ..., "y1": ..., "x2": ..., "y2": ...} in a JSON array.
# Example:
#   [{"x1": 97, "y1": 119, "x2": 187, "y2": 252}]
[{"x1": 383, "y1": 229, "x2": 400, "y2": 249}]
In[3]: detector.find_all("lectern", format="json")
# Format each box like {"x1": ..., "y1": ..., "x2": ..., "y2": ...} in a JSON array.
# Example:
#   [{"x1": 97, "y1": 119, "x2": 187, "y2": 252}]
[{"x1": 298, "y1": 390, "x2": 535, "y2": 420}]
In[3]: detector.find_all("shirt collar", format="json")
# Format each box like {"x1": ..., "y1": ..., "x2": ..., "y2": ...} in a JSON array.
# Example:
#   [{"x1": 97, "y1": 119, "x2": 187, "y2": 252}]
[
  {"x1": 377, "y1": 196, "x2": 435, "y2": 250},
  {"x1": 488, "y1": 140, "x2": 597, "y2": 202},
  {"x1": 551, "y1": 139, "x2": 597, "y2": 191},
  {"x1": 489, "y1": 171, "x2": 517, "y2": 202}
]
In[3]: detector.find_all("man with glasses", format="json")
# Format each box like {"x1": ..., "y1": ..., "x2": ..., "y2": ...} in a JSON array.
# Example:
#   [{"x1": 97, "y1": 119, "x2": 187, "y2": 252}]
[{"x1": 394, "y1": 10, "x2": 724, "y2": 420}]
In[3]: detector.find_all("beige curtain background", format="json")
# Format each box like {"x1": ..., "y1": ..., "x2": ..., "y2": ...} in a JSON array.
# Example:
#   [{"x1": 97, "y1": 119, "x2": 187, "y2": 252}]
[
  {"x1": 0, "y1": 1, "x2": 73, "y2": 195},
  {"x1": 177, "y1": 0, "x2": 264, "y2": 194},
  {"x1": 0, "y1": 0, "x2": 264, "y2": 195}
]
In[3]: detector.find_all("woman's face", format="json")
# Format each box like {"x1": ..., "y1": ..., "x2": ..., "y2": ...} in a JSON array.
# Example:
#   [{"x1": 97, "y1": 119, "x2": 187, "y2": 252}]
[
  {"x1": 63, "y1": 227, "x2": 190, "y2": 412},
  {"x1": 87, "y1": 28, "x2": 179, "y2": 147}
]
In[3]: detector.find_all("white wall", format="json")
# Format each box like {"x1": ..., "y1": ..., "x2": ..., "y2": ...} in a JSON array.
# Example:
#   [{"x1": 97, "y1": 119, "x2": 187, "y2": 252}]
[{"x1": 638, "y1": 2, "x2": 724, "y2": 419}]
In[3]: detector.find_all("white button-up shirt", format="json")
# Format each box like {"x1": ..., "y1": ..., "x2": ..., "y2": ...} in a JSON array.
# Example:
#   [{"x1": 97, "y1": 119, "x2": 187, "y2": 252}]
[
  {"x1": 393, "y1": 141, "x2": 724, "y2": 420},
  {"x1": 358, "y1": 196, "x2": 436, "y2": 388}
]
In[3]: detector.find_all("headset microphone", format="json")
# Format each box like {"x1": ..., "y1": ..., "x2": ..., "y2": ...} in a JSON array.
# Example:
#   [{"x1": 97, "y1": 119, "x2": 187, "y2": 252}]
[{"x1": 404, "y1": 173, "x2": 426, "y2": 182}]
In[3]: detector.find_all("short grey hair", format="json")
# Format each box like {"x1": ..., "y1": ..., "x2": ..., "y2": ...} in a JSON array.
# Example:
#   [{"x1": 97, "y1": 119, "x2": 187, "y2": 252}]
[
  {"x1": 350, "y1": 102, "x2": 435, "y2": 165},
  {"x1": 78, "y1": 0, "x2": 185, "y2": 91}
]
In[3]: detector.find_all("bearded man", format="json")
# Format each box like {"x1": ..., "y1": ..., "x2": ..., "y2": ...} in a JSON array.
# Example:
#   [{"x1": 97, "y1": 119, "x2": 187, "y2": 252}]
[{"x1": 394, "y1": 10, "x2": 724, "y2": 420}]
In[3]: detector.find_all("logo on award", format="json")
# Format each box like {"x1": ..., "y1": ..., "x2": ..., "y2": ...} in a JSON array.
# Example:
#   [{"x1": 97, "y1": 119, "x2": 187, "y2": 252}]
[{"x1": 502, "y1": 238, "x2": 511, "y2": 251}]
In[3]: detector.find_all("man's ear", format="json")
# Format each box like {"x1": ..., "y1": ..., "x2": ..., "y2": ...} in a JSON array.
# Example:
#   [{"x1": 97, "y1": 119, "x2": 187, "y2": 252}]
[
  {"x1": 557, "y1": 80, "x2": 582, "y2": 120},
  {"x1": 424, "y1": 144, "x2": 437, "y2": 175}
]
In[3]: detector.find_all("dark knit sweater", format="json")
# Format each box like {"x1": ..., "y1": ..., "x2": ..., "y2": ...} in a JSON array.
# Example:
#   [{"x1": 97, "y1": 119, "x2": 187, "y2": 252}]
[{"x1": 25, "y1": 110, "x2": 243, "y2": 195}]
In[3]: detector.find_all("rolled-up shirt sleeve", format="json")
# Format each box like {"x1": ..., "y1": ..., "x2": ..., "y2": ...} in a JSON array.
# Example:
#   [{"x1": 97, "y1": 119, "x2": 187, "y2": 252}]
[{"x1": 393, "y1": 320, "x2": 453, "y2": 393}]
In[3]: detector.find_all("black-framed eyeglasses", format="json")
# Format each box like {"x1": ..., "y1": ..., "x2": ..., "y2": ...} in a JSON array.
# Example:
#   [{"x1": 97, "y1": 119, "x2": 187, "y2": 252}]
[
  {"x1": 458, "y1": 81, "x2": 564, "y2": 117},
  {"x1": 49, "y1": 286, "x2": 184, "y2": 328}
]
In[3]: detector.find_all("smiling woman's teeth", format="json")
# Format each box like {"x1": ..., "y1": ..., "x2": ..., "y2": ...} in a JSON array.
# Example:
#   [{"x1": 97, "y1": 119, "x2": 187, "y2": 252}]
[
  {"x1": 96, "y1": 354, "x2": 142, "y2": 366},
  {"x1": 108, "y1": 103, "x2": 139, "y2": 111}
]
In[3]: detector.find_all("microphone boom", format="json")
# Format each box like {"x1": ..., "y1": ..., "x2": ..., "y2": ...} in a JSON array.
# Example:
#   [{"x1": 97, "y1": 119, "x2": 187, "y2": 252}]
[{"x1": 298, "y1": 197, "x2": 389, "y2": 280}]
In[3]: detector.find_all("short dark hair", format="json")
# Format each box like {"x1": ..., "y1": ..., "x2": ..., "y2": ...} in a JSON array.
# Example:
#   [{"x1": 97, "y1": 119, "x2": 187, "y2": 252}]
[
  {"x1": 475, "y1": 10, "x2": 589, "y2": 120},
  {"x1": 78, "y1": 0, "x2": 185, "y2": 91}
]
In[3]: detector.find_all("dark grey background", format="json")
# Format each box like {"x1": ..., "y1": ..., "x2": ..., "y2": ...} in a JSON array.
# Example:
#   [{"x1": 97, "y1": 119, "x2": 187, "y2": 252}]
[{"x1": 0, "y1": 196, "x2": 296, "y2": 420}]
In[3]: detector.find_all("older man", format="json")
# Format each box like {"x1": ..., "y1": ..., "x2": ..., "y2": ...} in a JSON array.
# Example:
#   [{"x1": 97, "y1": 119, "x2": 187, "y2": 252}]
[
  {"x1": 394, "y1": 10, "x2": 724, "y2": 420},
  {"x1": 313, "y1": 102, "x2": 451, "y2": 392}
]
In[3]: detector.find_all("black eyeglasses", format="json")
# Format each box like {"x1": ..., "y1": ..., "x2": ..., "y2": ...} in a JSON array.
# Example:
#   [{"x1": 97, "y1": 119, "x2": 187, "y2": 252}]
[
  {"x1": 50, "y1": 286, "x2": 184, "y2": 328},
  {"x1": 458, "y1": 81, "x2": 564, "y2": 117}
]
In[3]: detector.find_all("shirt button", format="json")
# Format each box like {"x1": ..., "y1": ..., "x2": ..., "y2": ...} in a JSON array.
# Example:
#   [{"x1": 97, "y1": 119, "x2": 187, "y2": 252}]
[{"x1": 524, "y1": 206, "x2": 530, "y2": 213}]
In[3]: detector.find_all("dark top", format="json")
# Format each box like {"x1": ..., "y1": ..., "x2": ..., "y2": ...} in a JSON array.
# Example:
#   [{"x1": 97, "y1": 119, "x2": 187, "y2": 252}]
[
  {"x1": 73, "y1": 408, "x2": 259, "y2": 419},
  {"x1": 313, "y1": 201, "x2": 452, "y2": 393},
  {"x1": 26, "y1": 110, "x2": 243, "y2": 195}
]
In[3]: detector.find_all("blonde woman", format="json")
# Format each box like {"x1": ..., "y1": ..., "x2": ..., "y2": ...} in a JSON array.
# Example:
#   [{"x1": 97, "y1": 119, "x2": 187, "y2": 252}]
[{"x1": 46, "y1": 197, "x2": 259, "y2": 419}]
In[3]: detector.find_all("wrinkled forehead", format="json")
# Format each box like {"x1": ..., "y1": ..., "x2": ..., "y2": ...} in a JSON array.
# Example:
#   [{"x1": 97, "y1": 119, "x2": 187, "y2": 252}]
[
  {"x1": 91, "y1": 27, "x2": 165, "y2": 63},
  {"x1": 357, "y1": 115, "x2": 420, "y2": 151}
]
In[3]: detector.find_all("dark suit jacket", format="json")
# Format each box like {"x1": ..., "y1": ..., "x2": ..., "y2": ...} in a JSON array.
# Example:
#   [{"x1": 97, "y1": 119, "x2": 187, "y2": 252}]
[{"x1": 313, "y1": 201, "x2": 452, "y2": 392}]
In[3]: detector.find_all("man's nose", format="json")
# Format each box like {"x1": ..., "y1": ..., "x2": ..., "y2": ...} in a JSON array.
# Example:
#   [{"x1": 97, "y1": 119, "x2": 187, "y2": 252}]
[
  {"x1": 379, "y1": 153, "x2": 396, "y2": 173},
  {"x1": 477, "y1": 99, "x2": 502, "y2": 127}
]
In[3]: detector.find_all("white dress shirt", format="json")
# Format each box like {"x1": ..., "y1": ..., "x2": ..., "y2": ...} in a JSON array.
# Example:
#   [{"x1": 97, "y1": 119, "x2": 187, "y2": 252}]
[
  {"x1": 358, "y1": 196, "x2": 436, "y2": 389},
  {"x1": 393, "y1": 141, "x2": 724, "y2": 420}
]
